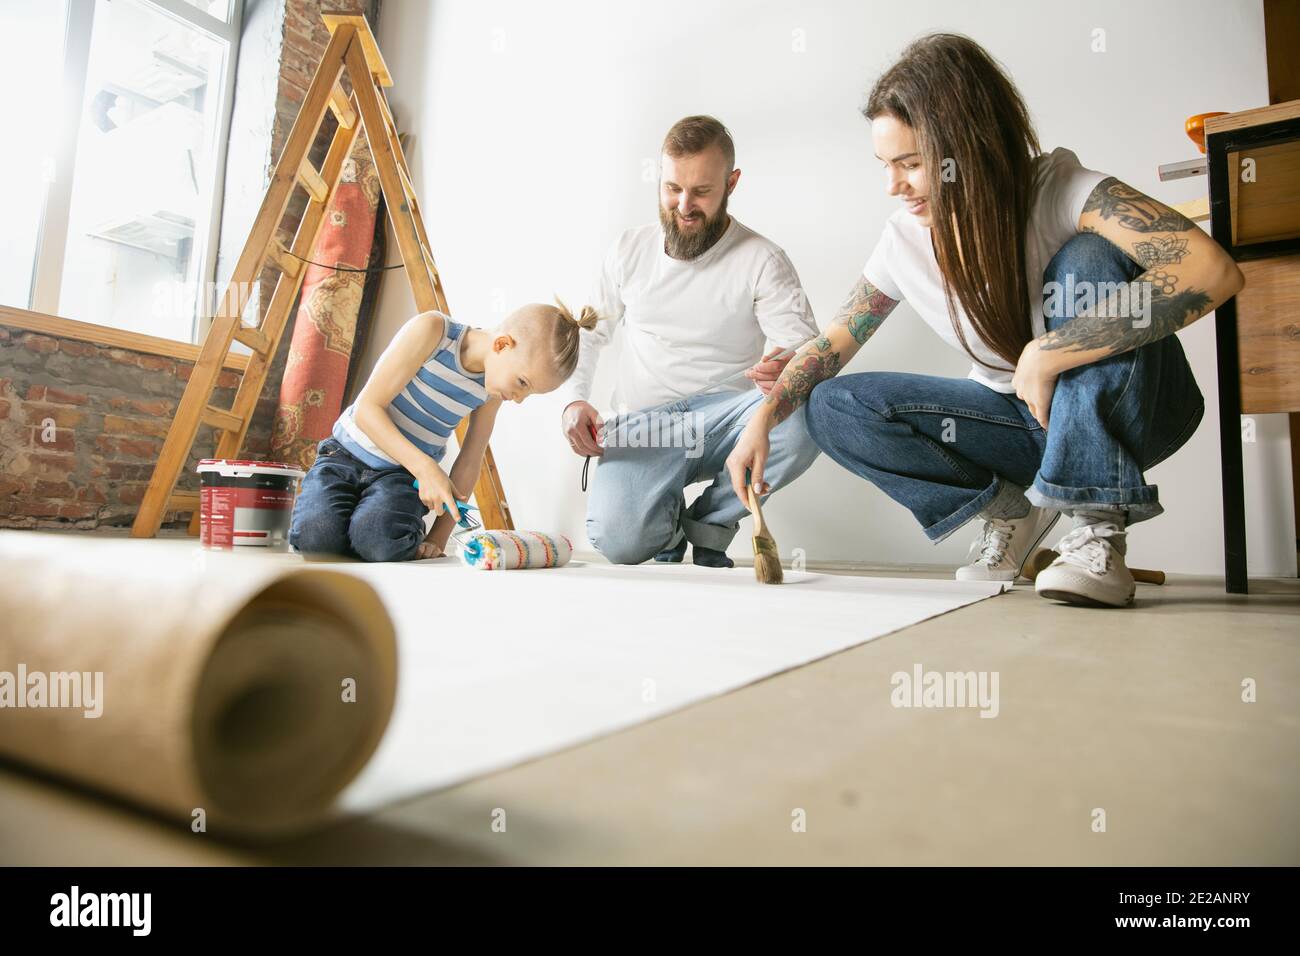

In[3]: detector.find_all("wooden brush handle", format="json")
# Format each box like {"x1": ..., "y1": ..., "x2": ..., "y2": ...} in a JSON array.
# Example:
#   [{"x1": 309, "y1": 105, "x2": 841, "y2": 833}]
[
  {"x1": 746, "y1": 484, "x2": 765, "y2": 534},
  {"x1": 1026, "y1": 548, "x2": 1164, "y2": 585}
]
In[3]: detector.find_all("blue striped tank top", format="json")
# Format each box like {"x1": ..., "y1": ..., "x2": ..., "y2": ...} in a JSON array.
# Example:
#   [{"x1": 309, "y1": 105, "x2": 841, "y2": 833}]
[{"x1": 332, "y1": 316, "x2": 487, "y2": 469}]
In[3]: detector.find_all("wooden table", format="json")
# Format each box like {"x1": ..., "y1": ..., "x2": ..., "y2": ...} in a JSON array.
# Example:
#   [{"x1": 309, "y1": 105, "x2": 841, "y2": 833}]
[{"x1": 1205, "y1": 101, "x2": 1300, "y2": 593}]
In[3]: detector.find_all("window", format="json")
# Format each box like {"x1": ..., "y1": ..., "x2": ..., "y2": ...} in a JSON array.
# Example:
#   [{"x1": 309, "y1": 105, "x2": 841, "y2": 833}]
[{"x1": 2, "y1": 0, "x2": 243, "y2": 343}]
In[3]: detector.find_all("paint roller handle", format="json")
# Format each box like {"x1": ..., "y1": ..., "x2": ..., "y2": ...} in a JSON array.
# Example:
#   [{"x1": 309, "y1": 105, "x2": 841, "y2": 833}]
[{"x1": 412, "y1": 480, "x2": 477, "y2": 528}]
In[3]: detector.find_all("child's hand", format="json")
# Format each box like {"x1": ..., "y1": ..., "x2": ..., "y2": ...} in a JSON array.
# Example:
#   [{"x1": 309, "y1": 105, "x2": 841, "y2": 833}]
[
  {"x1": 414, "y1": 541, "x2": 444, "y2": 560},
  {"x1": 413, "y1": 464, "x2": 465, "y2": 519}
]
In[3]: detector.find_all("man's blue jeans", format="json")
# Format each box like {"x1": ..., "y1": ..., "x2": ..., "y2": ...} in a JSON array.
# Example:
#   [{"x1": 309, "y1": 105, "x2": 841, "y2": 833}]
[
  {"x1": 288, "y1": 438, "x2": 429, "y2": 561},
  {"x1": 587, "y1": 388, "x2": 820, "y2": 563},
  {"x1": 805, "y1": 233, "x2": 1205, "y2": 542}
]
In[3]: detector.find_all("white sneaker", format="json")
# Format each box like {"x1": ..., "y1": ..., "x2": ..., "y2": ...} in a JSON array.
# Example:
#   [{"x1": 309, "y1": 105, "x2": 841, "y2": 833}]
[
  {"x1": 1034, "y1": 520, "x2": 1135, "y2": 608},
  {"x1": 955, "y1": 506, "x2": 1061, "y2": 582}
]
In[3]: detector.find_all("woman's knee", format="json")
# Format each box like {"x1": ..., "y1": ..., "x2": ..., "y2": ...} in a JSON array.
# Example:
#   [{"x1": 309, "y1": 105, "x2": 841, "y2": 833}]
[
  {"x1": 806, "y1": 375, "x2": 889, "y2": 451},
  {"x1": 1044, "y1": 231, "x2": 1140, "y2": 289},
  {"x1": 1042, "y1": 234, "x2": 1145, "y2": 335}
]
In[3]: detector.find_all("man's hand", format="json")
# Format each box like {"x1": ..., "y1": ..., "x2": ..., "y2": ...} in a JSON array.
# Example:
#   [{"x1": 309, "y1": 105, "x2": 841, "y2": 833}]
[
  {"x1": 1012, "y1": 339, "x2": 1060, "y2": 430},
  {"x1": 744, "y1": 347, "x2": 795, "y2": 395},
  {"x1": 725, "y1": 416, "x2": 772, "y2": 506},
  {"x1": 562, "y1": 401, "x2": 604, "y2": 457}
]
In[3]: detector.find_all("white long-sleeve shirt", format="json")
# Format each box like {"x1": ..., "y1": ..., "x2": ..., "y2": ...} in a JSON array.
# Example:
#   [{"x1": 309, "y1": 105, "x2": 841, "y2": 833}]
[{"x1": 560, "y1": 217, "x2": 818, "y2": 414}]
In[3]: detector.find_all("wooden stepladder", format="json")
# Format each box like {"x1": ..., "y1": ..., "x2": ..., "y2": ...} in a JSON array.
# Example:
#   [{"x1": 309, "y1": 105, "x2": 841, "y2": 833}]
[{"x1": 131, "y1": 13, "x2": 512, "y2": 538}]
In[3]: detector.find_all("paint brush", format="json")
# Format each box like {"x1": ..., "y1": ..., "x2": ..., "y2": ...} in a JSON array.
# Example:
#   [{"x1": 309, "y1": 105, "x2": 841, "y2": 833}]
[{"x1": 747, "y1": 481, "x2": 783, "y2": 585}]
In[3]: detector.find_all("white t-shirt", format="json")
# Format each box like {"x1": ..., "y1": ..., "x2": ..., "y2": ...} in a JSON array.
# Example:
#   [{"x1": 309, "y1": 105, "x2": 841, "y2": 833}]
[
  {"x1": 561, "y1": 217, "x2": 819, "y2": 413},
  {"x1": 862, "y1": 147, "x2": 1108, "y2": 392}
]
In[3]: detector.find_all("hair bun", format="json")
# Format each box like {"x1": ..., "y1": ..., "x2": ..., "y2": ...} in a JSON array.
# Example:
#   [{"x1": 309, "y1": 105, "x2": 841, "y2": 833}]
[{"x1": 576, "y1": 305, "x2": 601, "y2": 331}]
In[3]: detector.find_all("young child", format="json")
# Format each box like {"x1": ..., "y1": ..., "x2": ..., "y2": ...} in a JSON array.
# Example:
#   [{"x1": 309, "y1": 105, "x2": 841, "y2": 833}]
[{"x1": 289, "y1": 301, "x2": 598, "y2": 561}]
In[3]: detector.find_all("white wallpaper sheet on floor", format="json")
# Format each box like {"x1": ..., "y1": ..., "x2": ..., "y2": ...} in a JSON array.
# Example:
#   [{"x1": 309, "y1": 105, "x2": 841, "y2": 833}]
[{"x1": 333, "y1": 559, "x2": 1004, "y2": 813}]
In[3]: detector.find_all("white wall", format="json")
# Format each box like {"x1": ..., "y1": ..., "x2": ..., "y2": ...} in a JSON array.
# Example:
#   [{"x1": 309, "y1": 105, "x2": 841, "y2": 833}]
[{"x1": 366, "y1": 0, "x2": 1294, "y2": 577}]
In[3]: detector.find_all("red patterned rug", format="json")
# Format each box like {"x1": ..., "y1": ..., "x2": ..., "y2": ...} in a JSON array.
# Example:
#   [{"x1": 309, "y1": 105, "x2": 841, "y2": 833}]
[{"x1": 271, "y1": 132, "x2": 382, "y2": 471}]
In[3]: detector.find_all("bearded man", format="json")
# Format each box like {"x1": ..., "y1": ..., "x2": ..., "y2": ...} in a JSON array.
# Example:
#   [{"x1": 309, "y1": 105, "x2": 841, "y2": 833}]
[{"x1": 559, "y1": 115, "x2": 821, "y2": 567}]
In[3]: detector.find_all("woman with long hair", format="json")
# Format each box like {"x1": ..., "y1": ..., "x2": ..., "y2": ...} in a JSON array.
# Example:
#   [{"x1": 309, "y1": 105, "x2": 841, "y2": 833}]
[{"x1": 726, "y1": 33, "x2": 1243, "y2": 607}]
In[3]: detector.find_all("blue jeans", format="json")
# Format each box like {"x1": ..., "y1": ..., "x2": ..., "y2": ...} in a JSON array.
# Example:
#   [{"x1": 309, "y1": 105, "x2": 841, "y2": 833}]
[
  {"x1": 805, "y1": 233, "x2": 1204, "y2": 541},
  {"x1": 288, "y1": 438, "x2": 429, "y2": 561},
  {"x1": 587, "y1": 388, "x2": 821, "y2": 563}
]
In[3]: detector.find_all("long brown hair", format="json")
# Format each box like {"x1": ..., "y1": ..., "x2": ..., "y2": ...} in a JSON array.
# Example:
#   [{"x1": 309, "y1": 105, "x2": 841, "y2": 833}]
[{"x1": 865, "y1": 34, "x2": 1041, "y2": 368}]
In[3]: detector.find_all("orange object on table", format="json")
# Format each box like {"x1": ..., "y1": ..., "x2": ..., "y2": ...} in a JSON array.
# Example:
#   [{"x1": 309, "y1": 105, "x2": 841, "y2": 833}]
[{"x1": 1185, "y1": 112, "x2": 1230, "y2": 153}]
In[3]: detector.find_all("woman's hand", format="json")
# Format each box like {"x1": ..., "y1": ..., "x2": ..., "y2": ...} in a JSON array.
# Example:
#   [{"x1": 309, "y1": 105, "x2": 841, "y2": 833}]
[
  {"x1": 1012, "y1": 339, "x2": 1059, "y2": 430},
  {"x1": 726, "y1": 417, "x2": 772, "y2": 506}
]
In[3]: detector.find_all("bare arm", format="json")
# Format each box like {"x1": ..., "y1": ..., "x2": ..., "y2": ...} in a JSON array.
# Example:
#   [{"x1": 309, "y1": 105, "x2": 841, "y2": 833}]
[
  {"x1": 725, "y1": 276, "x2": 898, "y2": 500},
  {"x1": 352, "y1": 311, "x2": 465, "y2": 520},
  {"x1": 1035, "y1": 177, "x2": 1244, "y2": 369},
  {"x1": 427, "y1": 398, "x2": 501, "y2": 552},
  {"x1": 758, "y1": 276, "x2": 898, "y2": 430},
  {"x1": 353, "y1": 311, "x2": 447, "y2": 476}
]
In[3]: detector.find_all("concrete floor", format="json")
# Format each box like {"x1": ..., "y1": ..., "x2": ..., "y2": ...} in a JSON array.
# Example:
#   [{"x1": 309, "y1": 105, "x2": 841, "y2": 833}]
[{"x1": 1, "y1": 567, "x2": 1296, "y2": 865}]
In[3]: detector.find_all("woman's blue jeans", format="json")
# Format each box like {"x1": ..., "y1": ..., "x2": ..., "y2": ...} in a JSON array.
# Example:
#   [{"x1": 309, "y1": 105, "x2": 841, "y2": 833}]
[{"x1": 805, "y1": 233, "x2": 1205, "y2": 542}]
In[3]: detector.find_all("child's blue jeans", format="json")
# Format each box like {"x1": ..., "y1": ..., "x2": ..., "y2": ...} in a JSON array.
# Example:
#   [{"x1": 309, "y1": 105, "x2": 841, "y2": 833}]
[
  {"x1": 805, "y1": 233, "x2": 1205, "y2": 542},
  {"x1": 288, "y1": 438, "x2": 429, "y2": 561}
]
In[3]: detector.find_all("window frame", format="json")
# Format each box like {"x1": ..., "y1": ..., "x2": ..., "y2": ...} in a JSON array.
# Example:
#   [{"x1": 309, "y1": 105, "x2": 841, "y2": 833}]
[{"x1": 27, "y1": 0, "x2": 245, "y2": 346}]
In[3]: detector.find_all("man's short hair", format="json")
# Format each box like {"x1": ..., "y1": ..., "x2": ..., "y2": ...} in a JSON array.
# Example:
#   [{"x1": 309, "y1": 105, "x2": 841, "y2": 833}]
[{"x1": 662, "y1": 115, "x2": 735, "y2": 170}]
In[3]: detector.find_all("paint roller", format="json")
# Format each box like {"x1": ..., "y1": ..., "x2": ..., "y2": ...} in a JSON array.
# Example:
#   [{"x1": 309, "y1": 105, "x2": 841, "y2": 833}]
[{"x1": 413, "y1": 481, "x2": 573, "y2": 569}]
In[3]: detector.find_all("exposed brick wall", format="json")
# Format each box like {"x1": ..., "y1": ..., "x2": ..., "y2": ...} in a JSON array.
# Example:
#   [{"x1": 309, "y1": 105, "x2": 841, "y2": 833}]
[{"x1": 0, "y1": 327, "x2": 268, "y2": 531}]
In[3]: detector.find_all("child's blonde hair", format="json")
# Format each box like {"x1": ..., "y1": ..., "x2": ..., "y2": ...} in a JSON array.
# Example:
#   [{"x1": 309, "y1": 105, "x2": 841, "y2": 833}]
[
  {"x1": 548, "y1": 296, "x2": 601, "y2": 380},
  {"x1": 504, "y1": 298, "x2": 602, "y2": 381}
]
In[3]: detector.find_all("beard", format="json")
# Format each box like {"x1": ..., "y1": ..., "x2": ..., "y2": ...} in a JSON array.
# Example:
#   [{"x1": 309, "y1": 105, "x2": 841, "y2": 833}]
[{"x1": 659, "y1": 192, "x2": 731, "y2": 260}]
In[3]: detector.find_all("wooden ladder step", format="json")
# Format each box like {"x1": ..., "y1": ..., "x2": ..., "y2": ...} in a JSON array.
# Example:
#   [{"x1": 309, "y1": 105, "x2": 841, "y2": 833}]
[
  {"x1": 328, "y1": 82, "x2": 356, "y2": 129},
  {"x1": 167, "y1": 491, "x2": 201, "y2": 513},
  {"x1": 266, "y1": 239, "x2": 301, "y2": 277},
  {"x1": 297, "y1": 158, "x2": 330, "y2": 203},
  {"x1": 377, "y1": 92, "x2": 400, "y2": 141},
  {"x1": 396, "y1": 161, "x2": 417, "y2": 203},
  {"x1": 202, "y1": 405, "x2": 244, "y2": 433},
  {"x1": 232, "y1": 325, "x2": 270, "y2": 355}
]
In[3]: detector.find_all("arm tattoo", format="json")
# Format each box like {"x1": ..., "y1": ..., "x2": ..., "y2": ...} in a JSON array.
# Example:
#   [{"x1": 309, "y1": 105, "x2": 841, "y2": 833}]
[
  {"x1": 1038, "y1": 273, "x2": 1211, "y2": 355},
  {"x1": 1082, "y1": 177, "x2": 1197, "y2": 233},
  {"x1": 1132, "y1": 234, "x2": 1191, "y2": 268},
  {"x1": 766, "y1": 342, "x2": 842, "y2": 425},
  {"x1": 839, "y1": 276, "x2": 896, "y2": 344},
  {"x1": 760, "y1": 277, "x2": 896, "y2": 425}
]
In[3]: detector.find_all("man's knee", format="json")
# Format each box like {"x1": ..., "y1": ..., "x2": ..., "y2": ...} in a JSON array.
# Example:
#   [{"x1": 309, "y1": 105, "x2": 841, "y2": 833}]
[
  {"x1": 587, "y1": 518, "x2": 669, "y2": 565},
  {"x1": 586, "y1": 495, "x2": 676, "y2": 565}
]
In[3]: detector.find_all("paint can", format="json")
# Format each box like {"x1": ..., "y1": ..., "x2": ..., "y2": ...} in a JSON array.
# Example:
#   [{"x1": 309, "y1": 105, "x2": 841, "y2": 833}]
[{"x1": 197, "y1": 459, "x2": 305, "y2": 551}]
